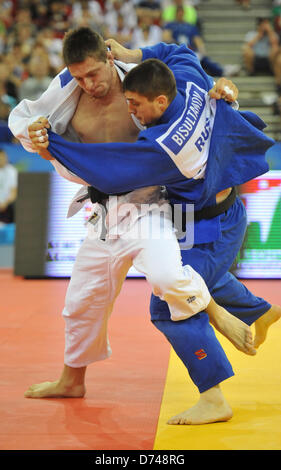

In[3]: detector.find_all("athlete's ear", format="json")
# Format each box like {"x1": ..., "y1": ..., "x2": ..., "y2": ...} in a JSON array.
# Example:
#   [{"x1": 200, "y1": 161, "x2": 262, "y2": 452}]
[
  {"x1": 106, "y1": 50, "x2": 114, "y2": 65},
  {"x1": 156, "y1": 95, "x2": 169, "y2": 112}
]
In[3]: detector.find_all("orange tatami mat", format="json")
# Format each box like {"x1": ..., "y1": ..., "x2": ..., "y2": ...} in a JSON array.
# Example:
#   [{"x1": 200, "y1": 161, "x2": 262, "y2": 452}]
[{"x1": 0, "y1": 271, "x2": 170, "y2": 450}]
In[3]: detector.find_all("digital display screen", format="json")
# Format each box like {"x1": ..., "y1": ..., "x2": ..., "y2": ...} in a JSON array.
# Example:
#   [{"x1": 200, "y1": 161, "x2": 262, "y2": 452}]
[
  {"x1": 233, "y1": 171, "x2": 281, "y2": 278},
  {"x1": 14, "y1": 171, "x2": 281, "y2": 279}
]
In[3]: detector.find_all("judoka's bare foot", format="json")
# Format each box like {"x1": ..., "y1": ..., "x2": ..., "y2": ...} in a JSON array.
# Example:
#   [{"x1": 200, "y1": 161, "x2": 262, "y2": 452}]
[
  {"x1": 207, "y1": 299, "x2": 256, "y2": 356},
  {"x1": 24, "y1": 380, "x2": 86, "y2": 398},
  {"x1": 254, "y1": 304, "x2": 281, "y2": 348},
  {"x1": 167, "y1": 385, "x2": 233, "y2": 425},
  {"x1": 24, "y1": 365, "x2": 86, "y2": 398}
]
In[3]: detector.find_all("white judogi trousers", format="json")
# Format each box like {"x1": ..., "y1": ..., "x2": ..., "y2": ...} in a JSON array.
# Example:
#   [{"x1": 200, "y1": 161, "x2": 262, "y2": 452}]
[{"x1": 63, "y1": 205, "x2": 211, "y2": 367}]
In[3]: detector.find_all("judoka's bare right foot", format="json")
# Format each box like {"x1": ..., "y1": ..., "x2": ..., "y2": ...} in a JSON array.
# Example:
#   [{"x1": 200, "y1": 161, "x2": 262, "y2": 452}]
[
  {"x1": 24, "y1": 365, "x2": 87, "y2": 398},
  {"x1": 167, "y1": 385, "x2": 233, "y2": 425},
  {"x1": 207, "y1": 299, "x2": 256, "y2": 356}
]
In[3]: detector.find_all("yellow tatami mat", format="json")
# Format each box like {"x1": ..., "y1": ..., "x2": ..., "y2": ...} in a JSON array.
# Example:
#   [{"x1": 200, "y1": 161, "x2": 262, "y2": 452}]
[{"x1": 153, "y1": 320, "x2": 281, "y2": 450}]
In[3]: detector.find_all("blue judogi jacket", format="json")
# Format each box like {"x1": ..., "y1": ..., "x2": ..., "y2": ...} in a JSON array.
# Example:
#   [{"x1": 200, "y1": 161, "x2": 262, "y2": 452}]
[{"x1": 48, "y1": 43, "x2": 274, "y2": 243}]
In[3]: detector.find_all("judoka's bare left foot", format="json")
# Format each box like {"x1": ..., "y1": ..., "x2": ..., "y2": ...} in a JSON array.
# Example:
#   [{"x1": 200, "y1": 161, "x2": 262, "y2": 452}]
[
  {"x1": 167, "y1": 385, "x2": 233, "y2": 425},
  {"x1": 207, "y1": 300, "x2": 256, "y2": 356},
  {"x1": 254, "y1": 304, "x2": 281, "y2": 348},
  {"x1": 24, "y1": 364, "x2": 87, "y2": 398},
  {"x1": 24, "y1": 380, "x2": 86, "y2": 398}
]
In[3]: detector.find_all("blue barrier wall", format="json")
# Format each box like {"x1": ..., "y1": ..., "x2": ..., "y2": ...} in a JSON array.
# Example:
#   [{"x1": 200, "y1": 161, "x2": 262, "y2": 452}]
[{"x1": 2, "y1": 143, "x2": 54, "y2": 173}]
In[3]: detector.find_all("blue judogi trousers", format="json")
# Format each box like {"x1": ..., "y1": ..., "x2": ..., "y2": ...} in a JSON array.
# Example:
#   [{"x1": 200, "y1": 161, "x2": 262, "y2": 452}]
[{"x1": 150, "y1": 198, "x2": 271, "y2": 393}]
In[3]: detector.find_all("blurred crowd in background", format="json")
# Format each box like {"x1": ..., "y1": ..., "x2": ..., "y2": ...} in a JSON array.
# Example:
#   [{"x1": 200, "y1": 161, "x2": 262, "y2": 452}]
[
  {"x1": 1, "y1": 0, "x2": 281, "y2": 119},
  {"x1": 1, "y1": 0, "x2": 281, "y2": 231}
]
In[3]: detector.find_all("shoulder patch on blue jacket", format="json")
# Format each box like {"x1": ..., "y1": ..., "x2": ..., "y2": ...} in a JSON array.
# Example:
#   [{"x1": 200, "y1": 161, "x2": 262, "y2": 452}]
[{"x1": 59, "y1": 69, "x2": 73, "y2": 88}]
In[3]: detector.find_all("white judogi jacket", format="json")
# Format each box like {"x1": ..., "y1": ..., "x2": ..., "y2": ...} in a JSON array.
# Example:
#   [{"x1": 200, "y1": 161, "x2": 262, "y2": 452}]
[{"x1": 8, "y1": 60, "x2": 168, "y2": 234}]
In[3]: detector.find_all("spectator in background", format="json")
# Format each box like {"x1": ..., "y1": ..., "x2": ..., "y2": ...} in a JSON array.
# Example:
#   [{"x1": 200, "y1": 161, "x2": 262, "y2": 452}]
[
  {"x1": 163, "y1": 5, "x2": 201, "y2": 48},
  {"x1": 0, "y1": 148, "x2": 17, "y2": 225},
  {"x1": 136, "y1": 0, "x2": 162, "y2": 25},
  {"x1": 70, "y1": 0, "x2": 105, "y2": 31},
  {"x1": 13, "y1": 22, "x2": 36, "y2": 59},
  {"x1": 0, "y1": 0, "x2": 14, "y2": 31},
  {"x1": 19, "y1": 53, "x2": 52, "y2": 101},
  {"x1": 104, "y1": 0, "x2": 137, "y2": 33},
  {"x1": 0, "y1": 10, "x2": 9, "y2": 55},
  {"x1": 0, "y1": 58, "x2": 19, "y2": 102},
  {"x1": 243, "y1": 17, "x2": 281, "y2": 116},
  {"x1": 47, "y1": 0, "x2": 72, "y2": 39},
  {"x1": 6, "y1": 7, "x2": 37, "y2": 60},
  {"x1": 242, "y1": 17, "x2": 280, "y2": 77},
  {"x1": 10, "y1": 6, "x2": 34, "y2": 31},
  {"x1": 36, "y1": 28, "x2": 64, "y2": 75},
  {"x1": 104, "y1": 13, "x2": 133, "y2": 47},
  {"x1": 162, "y1": 0, "x2": 198, "y2": 27},
  {"x1": 28, "y1": 0, "x2": 50, "y2": 29},
  {"x1": 164, "y1": 6, "x2": 240, "y2": 77},
  {"x1": 272, "y1": 0, "x2": 281, "y2": 41},
  {"x1": 130, "y1": 8, "x2": 164, "y2": 48},
  {"x1": 69, "y1": 0, "x2": 105, "y2": 39},
  {"x1": 0, "y1": 59, "x2": 17, "y2": 125},
  {"x1": 2, "y1": 45, "x2": 27, "y2": 91},
  {"x1": 0, "y1": 94, "x2": 14, "y2": 122}
]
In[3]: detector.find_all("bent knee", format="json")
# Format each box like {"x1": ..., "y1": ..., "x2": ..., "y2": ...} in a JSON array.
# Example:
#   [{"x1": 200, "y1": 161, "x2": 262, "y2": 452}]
[{"x1": 147, "y1": 270, "x2": 186, "y2": 294}]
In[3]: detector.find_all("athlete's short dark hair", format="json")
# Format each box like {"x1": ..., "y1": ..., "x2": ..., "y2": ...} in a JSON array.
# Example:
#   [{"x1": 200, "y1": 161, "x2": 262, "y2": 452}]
[
  {"x1": 123, "y1": 59, "x2": 177, "y2": 103},
  {"x1": 63, "y1": 27, "x2": 107, "y2": 66}
]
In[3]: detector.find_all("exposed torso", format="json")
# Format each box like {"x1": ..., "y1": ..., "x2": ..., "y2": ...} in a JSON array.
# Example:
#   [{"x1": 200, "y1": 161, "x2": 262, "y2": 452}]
[{"x1": 71, "y1": 87, "x2": 139, "y2": 144}]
